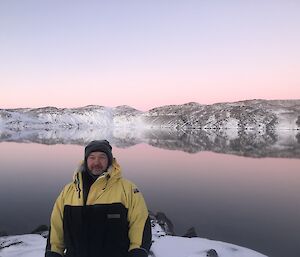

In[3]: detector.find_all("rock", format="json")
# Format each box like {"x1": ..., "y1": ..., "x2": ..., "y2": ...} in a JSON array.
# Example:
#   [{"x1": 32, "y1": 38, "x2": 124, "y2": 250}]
[
  {"x1": 0, "y1": 231, "x2": 8, "y2": 237},
  {"x1": 30, "y1": 225, "x2": 48, "y2": 234},
  {"x1": 183, "y1": 227, "x2": 198, "y2": 238},
  {"x1": 207, "y1": 249, "x2": 219, "y2": 257},
  {"x1": 154, "y1": 212, "x2": 175, "y2": 235}
]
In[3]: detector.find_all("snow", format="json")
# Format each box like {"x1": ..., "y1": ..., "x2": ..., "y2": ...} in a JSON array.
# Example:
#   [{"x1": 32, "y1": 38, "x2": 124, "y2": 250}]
[
  {"x1": 0, "y1": 234, "x2": 267, "y2": 257},
  {"x1": 0, "y1": 234, "x2": 46, "y2": 257},
  {"x1": 151, "y1": 236, "x2": 266, "y2": 257},
  {"x1": 0, "y1": 222, "x2": 268, "y2": 257}
]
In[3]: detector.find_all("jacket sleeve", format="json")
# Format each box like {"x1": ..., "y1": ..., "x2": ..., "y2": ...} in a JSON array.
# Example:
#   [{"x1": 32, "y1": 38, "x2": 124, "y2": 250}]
[
  {"x1": 45, "y1": 188, "x2": 65, "y2": 257},
  {"x1": 127, "y1": 184, "x2": 152, "y2": 257}
]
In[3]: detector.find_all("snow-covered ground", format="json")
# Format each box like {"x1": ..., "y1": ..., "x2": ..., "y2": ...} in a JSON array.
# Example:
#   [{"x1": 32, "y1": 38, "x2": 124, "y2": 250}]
[{"x1": 0, "y1": 221, "x2": 267, "y2": 257}]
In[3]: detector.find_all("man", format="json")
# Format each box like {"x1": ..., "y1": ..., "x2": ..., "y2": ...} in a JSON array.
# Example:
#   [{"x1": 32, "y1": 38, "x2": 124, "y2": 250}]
[{"x1": 45, "y1": 140, "x2": 152, "y2": 257}]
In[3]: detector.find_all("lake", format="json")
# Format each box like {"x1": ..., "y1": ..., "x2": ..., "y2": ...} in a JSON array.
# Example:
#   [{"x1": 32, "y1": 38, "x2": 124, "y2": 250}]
[{"x1": 0, "y1": 140, "x2": 299, "y2": 257}]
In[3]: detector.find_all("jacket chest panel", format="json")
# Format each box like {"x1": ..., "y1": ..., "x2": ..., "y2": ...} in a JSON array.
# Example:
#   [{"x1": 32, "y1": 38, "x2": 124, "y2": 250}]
[{"x1": 63, "y1": 203, "x2": 130, "y2": 257}]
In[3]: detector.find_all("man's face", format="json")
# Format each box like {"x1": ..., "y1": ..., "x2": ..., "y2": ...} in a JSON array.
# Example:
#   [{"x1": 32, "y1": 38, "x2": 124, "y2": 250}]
[{"x1": 87, "y1": 151, "x2": 109, "y2": 176}]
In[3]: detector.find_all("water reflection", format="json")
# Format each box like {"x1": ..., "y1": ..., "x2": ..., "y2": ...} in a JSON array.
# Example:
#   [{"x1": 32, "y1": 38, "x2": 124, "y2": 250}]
[
  {"x1": 0, "y1": 139, "x2": 300, "y2": 257},
  {"x1": 1, "y1": 127, "x2": 300, "y2": 158}
]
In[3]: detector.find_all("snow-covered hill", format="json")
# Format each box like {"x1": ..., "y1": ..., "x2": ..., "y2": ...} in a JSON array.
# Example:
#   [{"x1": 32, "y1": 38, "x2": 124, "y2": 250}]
[
  {"x1": 144, "y1": 100, "x2": 300, "y2": 130},
  {"x1": 0, "y1": 100, "x2": 299, "y2": 158}
]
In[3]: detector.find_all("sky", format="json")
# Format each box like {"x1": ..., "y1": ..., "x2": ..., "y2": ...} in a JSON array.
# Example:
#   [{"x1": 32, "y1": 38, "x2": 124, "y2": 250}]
[{"x1": 1, "y1": 0, "x2": 300, "y2": 111}]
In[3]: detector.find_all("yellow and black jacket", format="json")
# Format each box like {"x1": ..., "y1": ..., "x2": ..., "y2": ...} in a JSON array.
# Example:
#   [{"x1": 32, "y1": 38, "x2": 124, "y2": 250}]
[{"x1": 45, "y1": 159, "x2": 152, "y2": 257}]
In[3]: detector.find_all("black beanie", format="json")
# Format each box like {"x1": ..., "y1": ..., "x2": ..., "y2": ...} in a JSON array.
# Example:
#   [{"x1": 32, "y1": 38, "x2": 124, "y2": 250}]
[{"x1": 84, "y1": 140, "x2": 113, "y2": 170}]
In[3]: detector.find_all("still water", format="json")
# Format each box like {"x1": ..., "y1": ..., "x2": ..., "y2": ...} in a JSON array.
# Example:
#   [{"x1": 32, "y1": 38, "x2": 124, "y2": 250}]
[{"x1": 0, "y1": 142, "x2": 299, "y2": 257}]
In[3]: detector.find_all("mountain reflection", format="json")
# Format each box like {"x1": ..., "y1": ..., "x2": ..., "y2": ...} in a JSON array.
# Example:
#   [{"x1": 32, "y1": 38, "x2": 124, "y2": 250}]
[{"x1": 1, "y1": 127, "x2": 300, "y2": 159}]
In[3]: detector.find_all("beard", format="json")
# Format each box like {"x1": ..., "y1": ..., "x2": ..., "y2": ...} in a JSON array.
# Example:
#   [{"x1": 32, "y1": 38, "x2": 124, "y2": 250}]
[{"x1": 89, "y1": 164, "x2": 108, "y2": 176}]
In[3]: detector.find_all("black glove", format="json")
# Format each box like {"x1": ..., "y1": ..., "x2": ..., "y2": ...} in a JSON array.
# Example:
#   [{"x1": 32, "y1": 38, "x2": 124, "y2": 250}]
[
  {"x1": 45, "y1": 251, "x2": 63, "y2": 257},
  {"x1": 128, "y1": 248, "x2": 149, "y2": 257}
]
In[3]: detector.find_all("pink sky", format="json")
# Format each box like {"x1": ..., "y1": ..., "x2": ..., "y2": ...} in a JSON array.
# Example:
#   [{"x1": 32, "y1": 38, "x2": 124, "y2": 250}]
[{"x1": 1, "y1": 1, "x2": 299, "y2": 111}]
